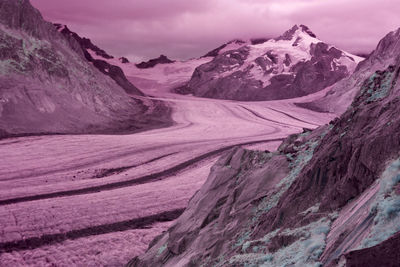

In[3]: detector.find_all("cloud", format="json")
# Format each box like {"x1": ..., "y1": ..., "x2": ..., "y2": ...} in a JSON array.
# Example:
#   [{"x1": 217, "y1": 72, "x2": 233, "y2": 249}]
[{"x1": 30, "y1": 0, "x2": 400, "y2": 61}]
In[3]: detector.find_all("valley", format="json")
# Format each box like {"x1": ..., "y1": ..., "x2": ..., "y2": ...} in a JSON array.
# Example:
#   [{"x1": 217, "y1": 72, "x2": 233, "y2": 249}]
[{"x1": 0, "y1": 76, "x2": 334, "y2": 266}]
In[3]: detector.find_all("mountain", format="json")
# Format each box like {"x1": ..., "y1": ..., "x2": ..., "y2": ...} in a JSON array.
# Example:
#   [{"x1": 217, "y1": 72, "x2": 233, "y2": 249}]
[
  {"x1": 296, "y1": 29, "x2": 400, "y2": 115},
  {"x1": 54, "y1": 24, "x2": 143, "y2": 96},
  {"x1": 136, "y1": 55, "x2": 175, "y2": 69},
  {"x1": 0, "y1": 0, "x2": 170, "y2": 138},
  {"x1": 176, "y1": 25, "x2": 363, "y2": 101},
  {"x1": 130, "y1": 28, "x2": 400, "y2": 266}
]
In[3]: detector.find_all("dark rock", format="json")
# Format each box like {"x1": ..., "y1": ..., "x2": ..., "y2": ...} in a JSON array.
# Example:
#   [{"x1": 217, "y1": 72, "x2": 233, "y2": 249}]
[
  {"x1": 201, "y1": 39, "x2": 246, "y2": 58},
  {"x1": 250, "y1": 38, "x2": 270, "y2": 45},
  {"x1": 345, "y1": 231, "x2": 400, "y2": 267},
  {"x1": 54, "y1": 24, "x2": 113, "y2": 59},
  {"x1": 136, "y1": 55, "x2": 175, "y2": 69},
  {"x1": 276, "y1": 24, "x2": 317, "y2": 41},
  {"x1": 92, "y1": 60, "x2": 143, "y2": 95},
  {"x1": 119, "y1": 57, "x2": 129, "y2": 63}
]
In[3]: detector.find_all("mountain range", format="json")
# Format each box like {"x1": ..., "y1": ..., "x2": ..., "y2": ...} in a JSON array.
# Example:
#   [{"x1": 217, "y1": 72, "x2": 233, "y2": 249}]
[
  {"x1": 1, "y1": 1, "x2": 400, "y2": 266},
  {"x1": 175, "y1": 25, "x2": 363, "y2": 101}
]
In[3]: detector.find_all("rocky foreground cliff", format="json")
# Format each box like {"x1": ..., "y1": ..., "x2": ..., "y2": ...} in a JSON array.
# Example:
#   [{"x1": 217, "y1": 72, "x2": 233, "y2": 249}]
[
  {"x1": 0, "y1": 0, "x2": 170, "y2": 138},
  {"x1": 131, "y1": 28, "x2": 400, "y2": 267},
  {"x1": 176, "y1": 25, "x2": 363, "y2": 101}
]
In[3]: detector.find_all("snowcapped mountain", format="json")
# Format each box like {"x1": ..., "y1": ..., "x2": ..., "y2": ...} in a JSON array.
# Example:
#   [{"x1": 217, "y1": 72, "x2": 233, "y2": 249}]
[
  {"x1": 299, "y1": 27, "x2": 400, "y2": 115},
  {"x1": 176, "y1": 25, "x2": 363, "y2": 101},
  {"x1": 130, "y1": 27, "x2": 400, "y2": 267},
  {"x1": 0, "y1": 0, "x2": 170, "y2": 137}
]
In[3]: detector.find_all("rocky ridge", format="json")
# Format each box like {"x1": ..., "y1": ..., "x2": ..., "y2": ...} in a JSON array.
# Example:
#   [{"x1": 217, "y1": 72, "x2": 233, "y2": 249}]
[
  {"x1": 0, "y1": 0, "x2": 170, "y2": 138},
  {"x1": 136, "y1": 55, "x2": 175, "y2": 69},
  {"x1": 54, "y1": 24, "x2": 143, "y2": 96}
]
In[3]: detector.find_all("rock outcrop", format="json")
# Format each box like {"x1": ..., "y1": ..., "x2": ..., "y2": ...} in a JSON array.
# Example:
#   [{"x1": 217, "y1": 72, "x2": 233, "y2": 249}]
[
  {"x1": 0, "y1": 0, "x2": 170, "y2": 137},
  {"x1": 119, "y1": 57, "x2": 130, "y2": 63},
  {"x1": 136, "y1": 55, "x2": 175, "y2": 69},
  {"x1": 131, "y1": 27, "x2": 400, "y2": 267},
  {"x1": 176, "y1": 25, "x2": 362, "y2": 101},
  {"x1": 345, "y1": 231, "x2": 400, "y2": 267},
  {"x1": 201, "y1": 39, "x2": 247, "y2": 58}
]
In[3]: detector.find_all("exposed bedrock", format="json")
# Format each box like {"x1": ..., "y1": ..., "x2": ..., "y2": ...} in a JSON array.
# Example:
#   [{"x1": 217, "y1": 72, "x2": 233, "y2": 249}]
[{"x1": 0, "y1": 0, "x2": 171, "y2": 137}]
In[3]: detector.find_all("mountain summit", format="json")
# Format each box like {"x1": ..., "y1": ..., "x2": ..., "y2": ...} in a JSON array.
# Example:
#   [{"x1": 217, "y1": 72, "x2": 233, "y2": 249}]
[
  {"x1": 277, "y1": 24, "x2": 317, "y2": 40},
  {"x1": 176, "y1": 25, "x2": 362, "y2": 101}
]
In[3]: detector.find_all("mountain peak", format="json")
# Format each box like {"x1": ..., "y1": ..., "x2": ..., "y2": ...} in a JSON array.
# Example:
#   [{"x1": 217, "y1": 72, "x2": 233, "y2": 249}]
[
  {"x1": 277, "y1": 24, "x2": 317, "y2": 41},
  {"x1": 298, "y1": 24, "x2": 317, "y2": 37}
]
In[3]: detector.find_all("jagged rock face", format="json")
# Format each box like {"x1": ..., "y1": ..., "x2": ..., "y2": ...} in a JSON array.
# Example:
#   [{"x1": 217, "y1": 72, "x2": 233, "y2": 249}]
[
  {"x1": 298, "y1": 28, "x2": 400, "y2": 115},
  {"x1": 0, "y1": 0, "x2": 59, "y2": 41},
  {"x1": 176, "y1": 25, "x2": 361, "y2": 101},
  {"x1": 131, "y1": 28, "x2": 400, "y2": 267},
  {"x1": 54, "y1": 24, "x2": 143, "y2": 96},
  {"x1": 0, "y1": 0, "x2": 169, "y2": 137},
  {"x1": 136, "y1": 55, "x2": 175, "y2": 69},
  {"x1": 54, "y1": 24, "x2": 114, "y2": 60}
]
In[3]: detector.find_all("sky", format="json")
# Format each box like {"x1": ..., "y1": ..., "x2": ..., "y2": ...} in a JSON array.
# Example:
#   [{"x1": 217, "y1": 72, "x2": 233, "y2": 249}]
[{"x1": 31, "y1": 0, "x2": 400, "y2": 62}]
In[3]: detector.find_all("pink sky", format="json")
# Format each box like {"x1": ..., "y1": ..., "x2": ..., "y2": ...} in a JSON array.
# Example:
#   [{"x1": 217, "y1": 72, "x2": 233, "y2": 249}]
[{"x1": 31, "y1": 0, "x2": 400, "y2": 62}]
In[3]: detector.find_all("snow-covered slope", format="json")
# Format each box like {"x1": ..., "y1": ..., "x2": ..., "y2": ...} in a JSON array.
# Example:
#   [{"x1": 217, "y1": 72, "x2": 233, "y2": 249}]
[
  {"x1": 0, "y1": 0, "x2": 170, "y2": 137},
  {"x1": 86, "y1": 49, "x2": 214, "y2": 94},
  {"x1": 81, "y1": 38, "x2": 253, "y2": 95},
  {"x1": 176, "y1": 25, "x2": 363, "y2": 101}
]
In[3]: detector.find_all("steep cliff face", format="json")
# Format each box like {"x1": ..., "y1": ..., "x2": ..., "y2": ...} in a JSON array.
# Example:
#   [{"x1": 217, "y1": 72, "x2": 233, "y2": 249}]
[
  {"x1": 131, "y1": 28, "x2": 400, "y2": 267},
  {"x1": 0, "y1": 0, "x2": 170, "y2": 137},
  {"x1": 176, "y1": 25, "x2": 362, "y2": 101}
]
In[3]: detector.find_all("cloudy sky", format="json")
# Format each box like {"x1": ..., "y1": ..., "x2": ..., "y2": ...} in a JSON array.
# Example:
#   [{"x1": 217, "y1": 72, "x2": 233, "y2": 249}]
[{"x1": 31, "y1": 0, "x2": 400, "y2": 62}]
